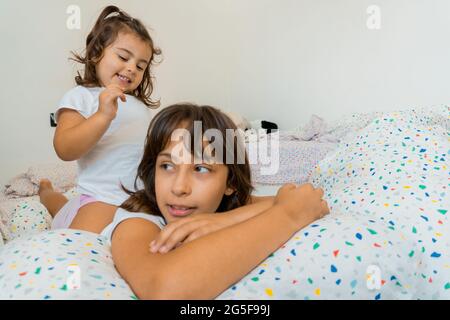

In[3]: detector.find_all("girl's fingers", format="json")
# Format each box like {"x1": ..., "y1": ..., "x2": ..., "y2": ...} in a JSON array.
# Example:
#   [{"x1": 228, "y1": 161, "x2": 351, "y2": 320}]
[
  {"x1": 107, "y1": 83, "x2": 125, "y2": 91},
  {"x1": 150, "y1": 223, "x2": 180, "y2": 253},
  {"x1": 321, "y1": 199, "x2": 330, "y2": 215},
  {"x1": 111, "y1": 89, "x2": 126, "y2": 102},
  {"x1": 157, "y1": 223, "x2": 197, "y2": 253},
  {"x1": 149, "y1": 219, "x2": 194, "y2": 252},
  {"x1": 183, "y1": 230, "x2": 202, "y2": 244},
  {"x1": 282, "y1": 183, "x2": 296, "y2": 190},
  {"x1": 174, "y1": 242, "x2": 183, "y2": 249},
  {"x1": 153, "y1": 220, "x2": 209, "y2": 253},
  {"x1": 106, "y1": 84, "x2": 126, "y2": 101},
  {"x1": 316, "y1": 188, "x2": 324, "y2": 198}
]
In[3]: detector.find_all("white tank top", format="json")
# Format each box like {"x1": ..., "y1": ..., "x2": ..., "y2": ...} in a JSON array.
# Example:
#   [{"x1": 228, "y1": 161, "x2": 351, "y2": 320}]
[{"x1": 101, "y1": 207, "x2": 166, "y2": 245}]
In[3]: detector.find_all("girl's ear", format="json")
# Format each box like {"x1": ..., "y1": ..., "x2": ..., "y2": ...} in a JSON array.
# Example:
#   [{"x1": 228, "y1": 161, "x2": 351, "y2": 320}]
[{"x1": 224, "y1": 187, "x2": 235, "y2": 196}]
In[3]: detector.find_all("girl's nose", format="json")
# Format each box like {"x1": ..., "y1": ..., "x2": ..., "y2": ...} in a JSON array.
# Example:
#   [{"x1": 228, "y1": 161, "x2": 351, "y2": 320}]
[
  {"x1": 127, "y1": 62, "x2": 136, "y2": 73},
  {"x1": 171, "y1": 171, "x2": 191, "y2": 197}
]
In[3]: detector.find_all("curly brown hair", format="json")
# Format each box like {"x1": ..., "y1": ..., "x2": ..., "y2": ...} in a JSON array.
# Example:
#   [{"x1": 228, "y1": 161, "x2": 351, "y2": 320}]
[
  {"x1": 70, "y1": 5, "x2": 162, "y2": 108},
  {"x1": 120, "y1": 103, "x2": 254, "y2": 220}
]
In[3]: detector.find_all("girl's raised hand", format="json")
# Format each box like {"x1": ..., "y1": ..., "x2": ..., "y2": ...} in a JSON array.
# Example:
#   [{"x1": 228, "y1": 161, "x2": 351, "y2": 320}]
[
  {"x1": 274, "y1": 183, "x2": 330, "y2": 228},
  {"x1": 149, "y1": 213, "x2": 231, "y2": 254},
  {"x1": 98, "y1": 84, "x2": 127, "y2": 121}
]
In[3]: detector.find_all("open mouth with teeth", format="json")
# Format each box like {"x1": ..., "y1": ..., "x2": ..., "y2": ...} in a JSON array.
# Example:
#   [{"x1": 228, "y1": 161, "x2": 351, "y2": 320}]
[
  {"x1": 117, "y1": 74, "x2": 132, "y2": 84},
  {"x1": 167, "y1": 205, "x2": 196, "y2": 217}
]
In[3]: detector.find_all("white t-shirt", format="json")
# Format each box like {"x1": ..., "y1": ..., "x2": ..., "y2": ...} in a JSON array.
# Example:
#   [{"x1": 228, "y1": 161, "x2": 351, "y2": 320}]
[
  {"x1": 101, "y1": 207, "x2": 166, "y2": 245},
  {"x1": 56, "y1": 86, "x2": 157, "y2": 206}
]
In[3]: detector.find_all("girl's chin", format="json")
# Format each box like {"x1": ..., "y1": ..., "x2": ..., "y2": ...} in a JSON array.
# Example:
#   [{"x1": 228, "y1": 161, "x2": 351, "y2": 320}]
[
  {"x1": 164, "y1": 215, "x2": 183, "y2": 224},
  {"x1": 111, "y1": 78, "x2": 135, "y2": 92}
]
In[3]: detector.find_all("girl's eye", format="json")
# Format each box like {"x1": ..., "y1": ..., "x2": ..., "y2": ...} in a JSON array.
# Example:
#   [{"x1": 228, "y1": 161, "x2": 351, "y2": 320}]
[
  {"x1": 195, "y1": 166, "x2": 211, "y2": 173},
  {"x1": 118, "y1": 55, "x2": 128, "y2": 61},
  {"x1": 160, "y1": 163, "x2": 174, "y2": 171},
  {"x1": 137, "y1": 66, "x2": 144, "y2": 71}
]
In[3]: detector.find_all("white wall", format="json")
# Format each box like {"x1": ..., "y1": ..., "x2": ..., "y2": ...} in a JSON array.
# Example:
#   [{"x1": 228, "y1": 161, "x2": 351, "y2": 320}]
[{"x1": 1, "y1": 0, "x2": 450, "y2": 186}]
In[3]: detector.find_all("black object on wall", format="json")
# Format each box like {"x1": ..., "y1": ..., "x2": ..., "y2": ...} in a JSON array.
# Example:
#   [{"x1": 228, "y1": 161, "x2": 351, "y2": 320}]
[
  {"x1": 261, "y1": 120, "x2": 278, "y2": 134},
  {"x1": 50, "y1": 113, "x2": 57, "y2": 127}
]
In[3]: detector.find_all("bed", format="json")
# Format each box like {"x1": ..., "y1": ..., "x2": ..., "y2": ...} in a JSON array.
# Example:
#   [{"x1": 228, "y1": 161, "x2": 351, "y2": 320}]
[{"x1": 0, "y1": 105, "x2": 448, "y2": 300}]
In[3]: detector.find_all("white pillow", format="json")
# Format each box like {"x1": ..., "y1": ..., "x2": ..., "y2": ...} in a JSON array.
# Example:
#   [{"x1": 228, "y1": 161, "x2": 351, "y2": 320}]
[
  {"x1": 0, "y1": 229, "x2": 136, "y2": 300},
  {"x1": 0, "y1": 188, "x2": 78, "y2": 243}
]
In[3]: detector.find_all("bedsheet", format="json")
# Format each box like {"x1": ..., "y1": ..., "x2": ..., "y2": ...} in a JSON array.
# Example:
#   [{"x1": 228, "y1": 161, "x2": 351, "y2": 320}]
[{"x1": 217, "y1": 106, "x2": 449, "y2": 299}]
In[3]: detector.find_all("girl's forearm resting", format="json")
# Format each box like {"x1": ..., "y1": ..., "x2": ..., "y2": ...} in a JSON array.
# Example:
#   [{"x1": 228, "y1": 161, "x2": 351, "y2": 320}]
[
  {"x1": 224, "y1": 196, "x2": 274, "y2": 225},
  {"x1": 142, "y1": 205, "x2": 299, "y2": 300}
]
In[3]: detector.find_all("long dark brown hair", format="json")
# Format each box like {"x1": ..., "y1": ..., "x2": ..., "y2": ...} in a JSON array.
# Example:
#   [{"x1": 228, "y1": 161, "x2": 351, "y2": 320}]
[
  {"x1": 70, "y1": 5, "x2": 162, "y2": 108},
  {"x1": 120, "y1": 103, "x2": 254, "y2": 219}
]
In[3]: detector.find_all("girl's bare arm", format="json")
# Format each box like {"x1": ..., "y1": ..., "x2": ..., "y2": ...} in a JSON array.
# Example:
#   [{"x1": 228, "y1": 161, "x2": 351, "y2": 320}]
[
  {"x1": 54, "y1": 109, "x2": 112, "y2": 161},
  {"x1": 148, "y1": 195, "x2": 276, "y2": 253},
  {"x1": 54, "y1": 85, "x2": 124, "y2": 161},
  {"x1": 111, "y1": 204, "x2": 300, "y2": 300},
  {"x1": 249, "y1": 195, "x2": 274, "y2": 204},
  {"x1": 224, "y1": 195, "x2": 274, "y2": 224}
]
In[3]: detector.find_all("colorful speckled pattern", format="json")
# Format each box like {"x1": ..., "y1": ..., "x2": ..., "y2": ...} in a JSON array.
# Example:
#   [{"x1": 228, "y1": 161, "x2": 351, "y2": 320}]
[
  {"x1": 1, "y1": 188, "x2": 77, "y2": 242},
  {"x1": 7, "y1": 201, "x2": 52, "y2": 241},
  {"x1": 0, "y1": 106, "x2": 448, "y2": 299},
  {"x1": 217, "y1": 107, "x2": 449, "y2": 299},
  {"x1": 0, "y1": 229, "x2": 136, "y2": 299}
]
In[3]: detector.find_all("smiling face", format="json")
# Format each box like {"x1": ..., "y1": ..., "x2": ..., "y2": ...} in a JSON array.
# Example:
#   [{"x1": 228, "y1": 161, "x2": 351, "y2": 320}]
[
  {"x1": 155, "y1": 140, "x2": 235, "y2": 223},
  {"x1": 95, "y1": 31, "x2": 152, "y2": 93}
]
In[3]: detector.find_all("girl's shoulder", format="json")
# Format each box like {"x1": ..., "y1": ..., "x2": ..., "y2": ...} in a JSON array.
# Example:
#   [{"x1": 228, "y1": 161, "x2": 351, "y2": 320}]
[
  {"x1": 101, "y1": 208, "x2": 166, "y2": 244},
  {"x1": 60, "y1": 85, "x2": 100, "y2": 103},
  {"x1": 57, "y1": 86, "x2": 101, "y2": 118},
  {"x1": 64, "y1": 85, "x2": 101, "y2": 98},
  {"x1": 114, "y1": 207, "x2": 166, "y2": 229}
]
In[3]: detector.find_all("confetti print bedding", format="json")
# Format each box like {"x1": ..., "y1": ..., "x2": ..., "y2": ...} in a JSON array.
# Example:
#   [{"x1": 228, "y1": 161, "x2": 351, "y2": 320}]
[
  {"x1": 0, "y1": 229, "x2": 136, "y2": 299},
  {"x1": 0, "y1": 106, "x2": 448, "y2": 300},
  {"x1": 217, "y1": 107, "x2": 449, "y2": 299},
  {"x1": 0, "y1": 188, "x2": 77, "y2": 243}
]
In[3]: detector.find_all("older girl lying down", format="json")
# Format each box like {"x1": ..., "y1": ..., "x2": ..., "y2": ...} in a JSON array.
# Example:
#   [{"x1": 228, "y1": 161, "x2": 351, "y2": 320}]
[{"x1": 38, "y1": 103, "x2": 329, "y2": 299}]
